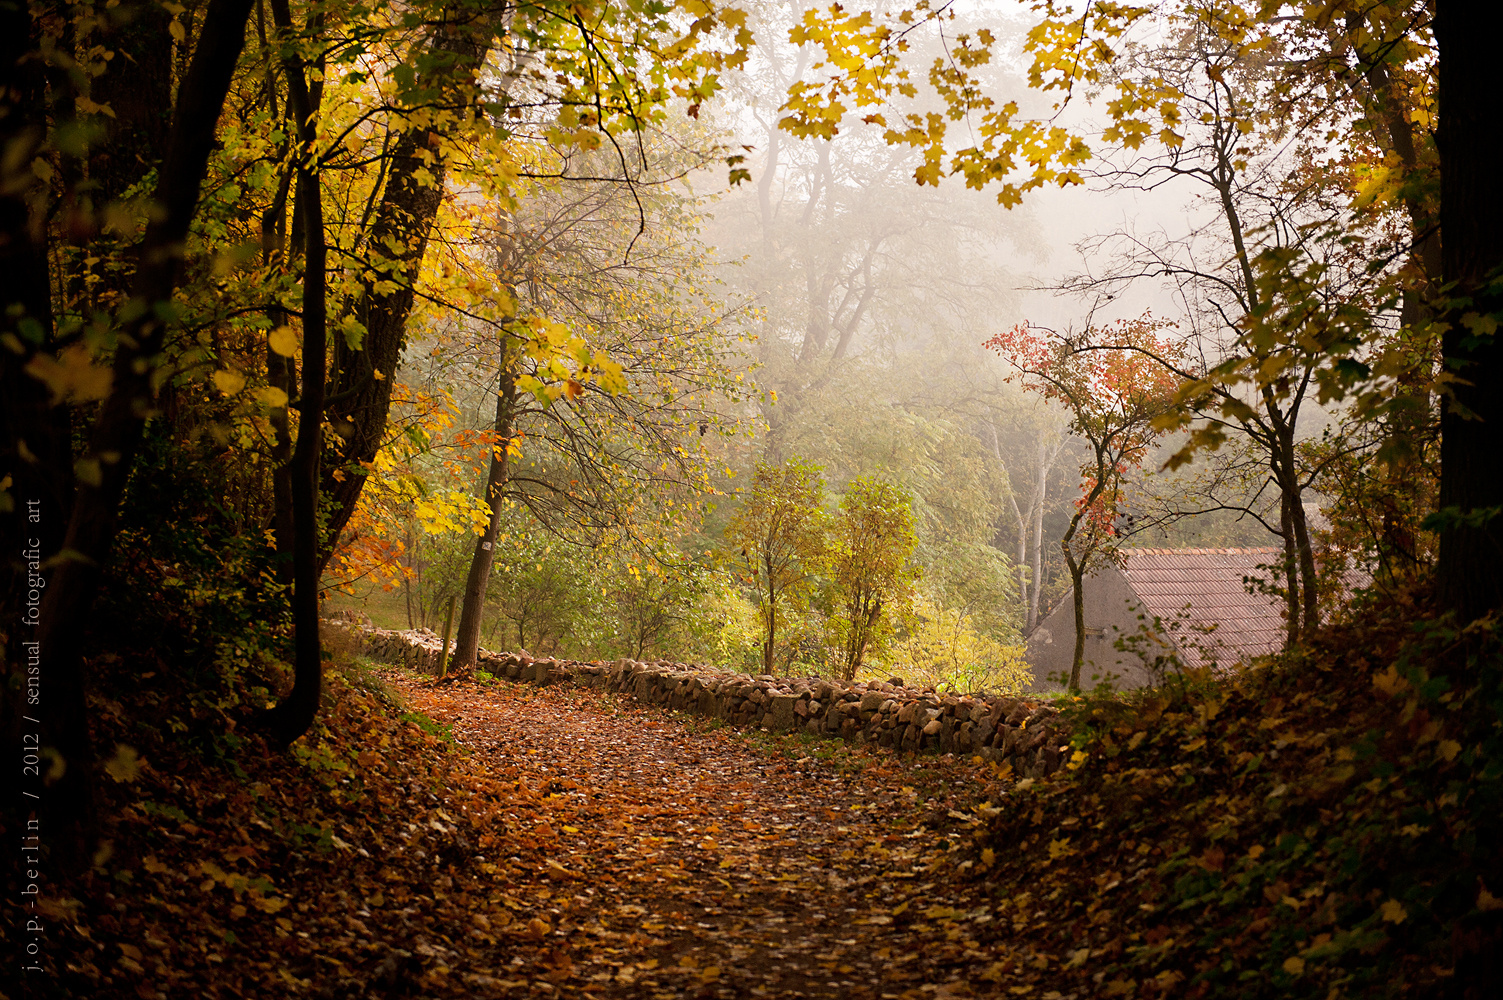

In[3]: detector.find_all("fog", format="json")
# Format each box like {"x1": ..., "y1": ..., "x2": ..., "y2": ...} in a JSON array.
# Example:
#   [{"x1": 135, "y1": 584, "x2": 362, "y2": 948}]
[{"x1": 687, "y1": 3, "x2": 1281, "y2": 632}]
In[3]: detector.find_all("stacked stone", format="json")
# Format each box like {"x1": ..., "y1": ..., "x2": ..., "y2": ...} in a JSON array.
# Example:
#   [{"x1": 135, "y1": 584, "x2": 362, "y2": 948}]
[{"x1": 323, "y1": 621, "x2": 1072, "y2": 778}]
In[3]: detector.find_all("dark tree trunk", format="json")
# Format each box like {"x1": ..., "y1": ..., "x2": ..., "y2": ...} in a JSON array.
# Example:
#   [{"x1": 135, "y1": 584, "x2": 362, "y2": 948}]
[
  {"x1": 1065, "y1": 546, "x2": 1086, "y2": 691},
  {"x1": 27, "y1": 0, "x2": 257, "y2": 869},
  {"x1": 1434, "y1": 3, "x2": 1503, "y2": 621},
  {"x1": 262, "y1": 0, "x2": 329, "y2": 748},
  {"x1": 263, "y1": 163, "x2": 326, "y2": 747},
  {"x1": 263, "y1": 169, "x2": 298, "y2": 585},
  {"x1": 88, "y1": 1, "x2": 174, "y2": 209},
  {"x1": 1280, "y1": 490, "x2": 1300, "y2": 646},
  {"x1": 449, "y1": 364, "x2": 518, "y2": 671}
]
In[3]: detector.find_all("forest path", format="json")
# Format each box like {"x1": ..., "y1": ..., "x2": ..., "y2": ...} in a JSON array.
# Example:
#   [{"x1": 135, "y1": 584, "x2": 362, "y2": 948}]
[{"x1": 390, "y1": 672, "x2": 1024, "y2": 1000}]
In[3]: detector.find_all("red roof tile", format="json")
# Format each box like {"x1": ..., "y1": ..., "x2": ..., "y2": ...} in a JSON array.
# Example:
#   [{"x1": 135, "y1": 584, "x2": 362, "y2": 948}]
[{"x1": 1119, "y1": 547, "x2": 1287, "y2": 665}]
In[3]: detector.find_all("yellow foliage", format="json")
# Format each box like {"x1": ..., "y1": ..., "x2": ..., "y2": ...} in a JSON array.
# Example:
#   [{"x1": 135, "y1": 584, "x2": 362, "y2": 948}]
[
  {"x1": 25, "y1": 345, "x2": 114, "y2": 404},
  {"x1": 883, "y1": 595, "x2": 1030, "y2": 694}
]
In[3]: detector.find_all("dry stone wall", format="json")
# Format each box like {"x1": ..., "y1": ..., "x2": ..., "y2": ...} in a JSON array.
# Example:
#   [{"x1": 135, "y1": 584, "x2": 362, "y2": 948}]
[{"x1": 324, "y1": 618, "x2": 1073, "y2": 779}]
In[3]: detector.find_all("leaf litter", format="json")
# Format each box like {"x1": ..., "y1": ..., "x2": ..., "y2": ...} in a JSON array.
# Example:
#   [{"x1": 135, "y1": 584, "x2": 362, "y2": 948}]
[
  {"x1": 21, "y1": 587, "x2": 1498, "y2": 1000},
  {"x1": 17, "y1": 660, "x2": 1030, "y2": 999}
]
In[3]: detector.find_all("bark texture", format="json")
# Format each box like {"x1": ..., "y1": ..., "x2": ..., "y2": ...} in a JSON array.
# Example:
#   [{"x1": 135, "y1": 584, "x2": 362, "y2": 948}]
[
  {"x1": 317, "y1": 17, "x2": 493, "y2": 569},
  {"x1": 262, "y1": 0, "x2": 329, "y2": 746}
]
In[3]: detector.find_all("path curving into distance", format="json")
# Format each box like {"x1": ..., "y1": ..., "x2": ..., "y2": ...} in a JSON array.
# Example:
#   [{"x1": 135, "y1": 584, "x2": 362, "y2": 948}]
[{"x1": 389, "y1": 671, "x2": 1032, "y2": 1000}]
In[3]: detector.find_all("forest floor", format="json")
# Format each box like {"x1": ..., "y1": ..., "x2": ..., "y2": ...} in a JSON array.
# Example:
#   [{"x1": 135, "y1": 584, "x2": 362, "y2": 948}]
[
  {"x1": 382, "y1": 670, "x2": 1022, "y2": 999},
  {"x1": 20, "y1": 599, "x2": 1499, "y2": 999}
]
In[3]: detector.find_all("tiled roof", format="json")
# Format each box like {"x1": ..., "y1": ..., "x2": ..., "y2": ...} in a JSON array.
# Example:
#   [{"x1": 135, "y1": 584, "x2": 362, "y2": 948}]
[{"x1": 1119, "y1": 547, "x2": 1287, "y2": 665}]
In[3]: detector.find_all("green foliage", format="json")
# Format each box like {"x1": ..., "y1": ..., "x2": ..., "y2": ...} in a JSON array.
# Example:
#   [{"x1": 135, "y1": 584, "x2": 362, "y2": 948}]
[
  {"x1": 887, "y1": 594, "x2": 1032, "y2": 695},
  {"x1": 725, "y1": 457, "x2": 831, "y2": 674},
  {"x1": 829, "y1": 476, "x2": 918, "y2": 680}
]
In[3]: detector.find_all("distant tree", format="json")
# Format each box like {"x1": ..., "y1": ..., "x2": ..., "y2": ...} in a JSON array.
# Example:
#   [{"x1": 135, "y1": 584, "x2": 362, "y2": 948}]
[
  {"x1": 830, "y1": 477, "x2": 918, "y2": 680},
  {"x1": 597, "y1": 565, "x2": 708, "y2": 661},
  {"x1": 986, "y1": 316, "x2": 1180, "y2": 690},
  {"x1": 726, "y1": 458, "x2": 830, "y2": 674}
]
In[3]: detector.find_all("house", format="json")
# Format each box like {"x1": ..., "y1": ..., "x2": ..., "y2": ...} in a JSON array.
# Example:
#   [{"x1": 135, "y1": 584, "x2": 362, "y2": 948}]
[{"x1": 1024, "y1": 547, "x2": 1288, "y2": 691}]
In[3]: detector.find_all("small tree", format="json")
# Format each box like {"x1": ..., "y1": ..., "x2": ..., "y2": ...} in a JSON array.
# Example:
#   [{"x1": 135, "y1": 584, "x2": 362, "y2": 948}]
[
  {"x1": 726, "y1": 457, "x2": 830, "y2": 674},
  {"x1": 830, "y1": 476, "x2": 917, "y2": 680},
  {"x1": 986, "y1": 316, "x2": 1180, "y2": 690}
]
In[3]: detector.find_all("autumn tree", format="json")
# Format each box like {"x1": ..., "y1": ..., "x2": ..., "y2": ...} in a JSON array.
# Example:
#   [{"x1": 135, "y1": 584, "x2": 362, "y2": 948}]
[
  {"x1": 986, "y1": 317, "x2": 1180, "y2": 690},
  {"x1": 0, "y1": 0, "x2": 755, "y2": 855},
  {"x1": 829, "y1": 476, "x2": 917, "y2": 680},
  {"x1": 436, "y1": 126, "x2": 756, "y2": 672},
  {"x1": 725, "y1": 457, "x2": 830, "y2": 674},
  {"x1": 1034, "y1": 13, "x2": 1401, "y2": 640},
  {"x1": 778, "y1": 0, "x2": 1502, "y2": 630},
  {"x1": 2, "y1": 0, "x2": 260, "y2": 863}
]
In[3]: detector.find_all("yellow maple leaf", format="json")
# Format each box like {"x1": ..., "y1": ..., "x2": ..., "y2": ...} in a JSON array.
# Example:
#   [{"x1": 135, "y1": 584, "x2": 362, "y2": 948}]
[
  {"x1": 1437, "y1": 740, "x2": 1462, "y2": 763},
  {"x1": 212, "y1": 369, "x2": 247, "y2": 395},
  {"x1": 1380, "y1": 899, "x2": 1407, "y2": 924},
  {"x1": 268, "y1": 325, "x2": 299, "y2": 357},
  {"x1": 25, "y1": 345, "x2": 113, "y2": 404}
]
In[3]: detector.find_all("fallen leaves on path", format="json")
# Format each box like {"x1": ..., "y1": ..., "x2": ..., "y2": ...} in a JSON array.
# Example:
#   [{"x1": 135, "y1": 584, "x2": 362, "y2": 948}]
[
  {"x1": 14, "y1": 658, "x2": 1061, "y2": 999},
  {"x1": 386, "y1": 672, "x2": 1025, "y2": 998}
]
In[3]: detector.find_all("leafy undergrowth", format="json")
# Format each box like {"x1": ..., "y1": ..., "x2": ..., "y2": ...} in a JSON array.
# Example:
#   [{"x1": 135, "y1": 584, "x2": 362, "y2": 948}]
[{"x1": 954, "y1": 591, "x2": 1503, "y2": 999}]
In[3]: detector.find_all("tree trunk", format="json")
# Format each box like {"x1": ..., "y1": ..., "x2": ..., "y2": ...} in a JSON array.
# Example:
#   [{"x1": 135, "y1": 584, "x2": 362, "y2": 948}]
[
  {"x1": 27, "y1": 0, "x2": 257, "y2": 868},
  {"x1": 263, "y1": 169, "x2": 298, "y2": 586},
  {"x1": 1289, "y1": 482, "x2": 1320, "y2": 634},
  {"x1": 263, "y1": 164, "x2": 327, "y2": 747},
  {"x1": 0, "y1": 2, "x2": 74, "y2": 843},
  {"x1": 1066, "y1": 546, "x2": 1086, "y2": 691},
  {"x1": 765, "y1": 603, "x2": 777, "y2": 675},
  {"x1": 450, "y1": 362, "x2": 518, "y2": 670},
  {"x1": 1434, "y1": 2, "x2": 1503, "y2": 622},
  {"x1": 263, "y1": 0, "x2": 329, "y2": 748},
  {"x1": 1272, "y1": 434, "x2": 1319, "y2": 637},
  {"x1": 763, "y1": 547, "x2": 777, "y2": 675},
  {"x1": 1280, "y1": 490, "x2": 1300, "y2": 646},
  {"x1": 1030, "y1": 446, "x2": 1049, "y2": 629},
  {"x1": 317, "y1": 18, "x2": 494, "y2": 569},
  {"x1": 88, "y1": 1, "x2": 174, "y2": 213}
]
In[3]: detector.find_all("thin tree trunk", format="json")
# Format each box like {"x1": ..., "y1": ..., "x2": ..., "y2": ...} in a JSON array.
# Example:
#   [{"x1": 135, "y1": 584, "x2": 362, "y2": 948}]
[
  {"x1": 1279, "y1": 486, "x2": 1300, "y2": 646},
  {"x1": 1066, "y1": 547, "x2": 1086, "y2": 692},
  {"x1": 1290, "y1": 484, "x2": 1320, "y2": 634},
  {"x1": 264, "y1": 164, "x2": 327, "y2": 746},
  {"x1": 263, "y1": 168, "x2": 297, "y2": 585},
  {"x1": 403, "y1": 530, "x2": 416, "y2": 629},
  {"x1": 263, "y1": 0, "x2": 329, "y2": 747},
  {"x1": 1030, "y1": 445, "x2": 1049, "y2": 629},
  {"x1": 764, "y1": 548, "x2": 777, "y2": 675},
  {"x1": 450, "y1": 360, "x2": 518, "y2": 670},
  {"x1": 1012, "y1": 507, "x2": 1029, "y2": 619},
  {"x1": 29, "y1": 0, "x2": 257, "y2": 867}
]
